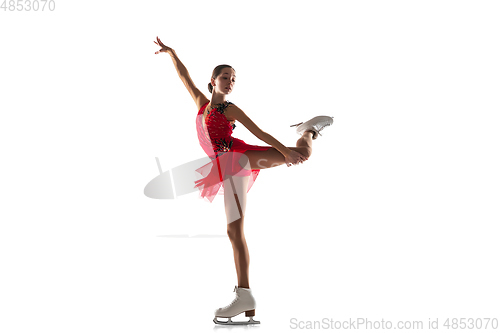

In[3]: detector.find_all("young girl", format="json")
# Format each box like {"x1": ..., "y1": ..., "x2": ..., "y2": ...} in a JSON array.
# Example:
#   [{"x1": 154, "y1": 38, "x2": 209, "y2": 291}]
[{"x1": 154, "y1": 36, "x2": 333, "y2": 325}]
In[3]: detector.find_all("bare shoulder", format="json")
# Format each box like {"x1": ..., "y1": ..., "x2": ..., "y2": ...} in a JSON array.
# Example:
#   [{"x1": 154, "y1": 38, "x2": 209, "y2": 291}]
[
  {"x1": 194, "y1": 91, "x2": 210, "y2": 111},
  {"x1": 225, "y1": 103, "x2": 266, "y2": 139},
  {"x1": 182, "y1": 78, "x2": 209, "y2": 111},
  {"x1": 224, "y1": 103, "x2": 247, "y2": 121}
]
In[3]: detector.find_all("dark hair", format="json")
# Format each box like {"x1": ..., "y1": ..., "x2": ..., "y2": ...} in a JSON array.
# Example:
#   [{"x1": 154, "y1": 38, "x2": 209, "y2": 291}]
[{"x1": 208, "y1": 64, "x2": 235, "y2": 93}]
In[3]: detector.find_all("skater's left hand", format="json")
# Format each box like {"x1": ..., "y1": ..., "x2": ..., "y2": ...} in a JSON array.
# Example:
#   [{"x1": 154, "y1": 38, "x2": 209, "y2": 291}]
[{"x1": 285, "y1": 150, "x2": 307, "y2": 167}]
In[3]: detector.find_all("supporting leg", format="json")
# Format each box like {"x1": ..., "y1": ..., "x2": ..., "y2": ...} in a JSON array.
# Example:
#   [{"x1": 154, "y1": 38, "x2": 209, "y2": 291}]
[
  {"x1": 227, "y1": 218, "x2": 250, "y2": 289},
  {"x1": 224, "y1": 175, "x2": 250, "y2": 289}
]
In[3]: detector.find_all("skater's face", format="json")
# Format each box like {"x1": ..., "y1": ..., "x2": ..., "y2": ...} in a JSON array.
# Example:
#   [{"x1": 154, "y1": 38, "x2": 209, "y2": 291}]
[{"x1": 212, "y1": 68, "x2": 236, "y2": 94}]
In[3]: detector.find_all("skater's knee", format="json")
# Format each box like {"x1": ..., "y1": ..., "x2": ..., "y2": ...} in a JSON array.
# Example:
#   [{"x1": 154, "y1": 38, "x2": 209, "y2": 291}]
[
  {"x1": 227, "y1": 222, "x2": 245, "y2": 242},
  {"x1": 302, "y1": 147, "x2": 312, "y2": 159},
  {"x1": 227, "y1": 227, "x2": 243, "y2": 241}
]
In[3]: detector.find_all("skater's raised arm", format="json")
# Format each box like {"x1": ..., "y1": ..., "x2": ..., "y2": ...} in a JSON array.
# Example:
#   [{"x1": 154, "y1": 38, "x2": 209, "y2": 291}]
[
  {"x1": 154, "y1": 37, "x2": 209, "y2": 110},
  {"x1": 225, "y1": 105, "x2": 292, "y2": 157}
]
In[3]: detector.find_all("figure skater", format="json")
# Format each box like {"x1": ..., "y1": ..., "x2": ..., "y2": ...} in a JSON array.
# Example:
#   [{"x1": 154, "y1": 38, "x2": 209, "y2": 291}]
[{"x1": 154, "y1": 36, "x2": 333, "y2": 325}]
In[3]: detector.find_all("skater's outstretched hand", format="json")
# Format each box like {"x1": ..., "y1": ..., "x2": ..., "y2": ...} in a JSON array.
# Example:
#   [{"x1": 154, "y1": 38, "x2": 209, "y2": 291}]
[
  {"x1": 154, "y1": 36, "x2": 174, "y2": 55},
  {"x1": 285, "y1": 150, "x2": 308, "y2": 167}
]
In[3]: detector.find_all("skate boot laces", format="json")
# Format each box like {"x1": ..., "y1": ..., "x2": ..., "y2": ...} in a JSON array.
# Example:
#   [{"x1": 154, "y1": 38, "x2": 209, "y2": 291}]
[
  {"x1": 218, "y1": 286, "x2": 241, "y2": 310},
  {"x1": 314, "y1": 120, "x2": 333, "y2": 136}
]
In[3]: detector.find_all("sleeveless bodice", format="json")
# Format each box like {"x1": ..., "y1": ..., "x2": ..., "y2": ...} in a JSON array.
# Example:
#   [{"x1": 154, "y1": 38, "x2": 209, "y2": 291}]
[
  {"x1": 197, "y1": 101, "x2": 236, "y2": 159},
  {"x1": 194, "y1": 100, "x2": 272, "y2": 203}
]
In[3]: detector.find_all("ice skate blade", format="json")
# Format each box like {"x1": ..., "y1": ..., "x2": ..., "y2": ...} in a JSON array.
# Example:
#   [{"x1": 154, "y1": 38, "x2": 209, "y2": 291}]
[{"x1": 213, "y1": 316, "x2": 260, "y2": 325}]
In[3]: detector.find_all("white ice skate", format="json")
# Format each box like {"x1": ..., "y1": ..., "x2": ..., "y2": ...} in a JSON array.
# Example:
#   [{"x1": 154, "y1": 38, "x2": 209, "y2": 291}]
[
  {"x1": 213, "y1": 286, "x2": 260, "y2": 325},
  {"x1": 290, "y1": 115, "x2": 334, "y2": 140}
]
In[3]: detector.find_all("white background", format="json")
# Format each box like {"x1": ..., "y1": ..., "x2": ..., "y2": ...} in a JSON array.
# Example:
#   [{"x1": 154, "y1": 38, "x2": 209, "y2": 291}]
[{"x1": 1, "y1": 0, "x2": 499, "y2": 332}]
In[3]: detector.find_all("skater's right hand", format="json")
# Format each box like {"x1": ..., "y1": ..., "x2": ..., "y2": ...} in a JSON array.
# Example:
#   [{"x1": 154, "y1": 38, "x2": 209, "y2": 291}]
[
  {"x1": 154, "y1": 36, "x2": 174, "y2": 55},
  {"x1": 285, "y1": 150, "x2": 308, "y2": 167}
]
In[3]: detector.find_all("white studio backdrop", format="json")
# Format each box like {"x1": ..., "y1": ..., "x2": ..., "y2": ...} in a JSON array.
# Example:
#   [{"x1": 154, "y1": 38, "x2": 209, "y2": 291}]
[{"x1": 1, "y1": 0, "x2": 499, "y2": 332}]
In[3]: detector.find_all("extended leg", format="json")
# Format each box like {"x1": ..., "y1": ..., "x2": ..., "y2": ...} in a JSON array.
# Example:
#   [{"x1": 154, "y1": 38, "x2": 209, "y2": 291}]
[{"x1": 240, "y1": 131, "x2": 314, "y2": 170}]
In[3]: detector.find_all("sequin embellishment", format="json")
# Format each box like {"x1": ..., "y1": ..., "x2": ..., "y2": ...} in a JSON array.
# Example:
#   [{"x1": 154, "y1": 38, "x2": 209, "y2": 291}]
[{"x1": 205, "y1": 101, "x2": 235, "y2": 157}]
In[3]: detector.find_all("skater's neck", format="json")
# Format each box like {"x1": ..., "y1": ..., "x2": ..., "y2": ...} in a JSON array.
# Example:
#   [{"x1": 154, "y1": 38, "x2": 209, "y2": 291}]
[{"x1": 210, "y1": 93, "x2": 228, "y2": 108}]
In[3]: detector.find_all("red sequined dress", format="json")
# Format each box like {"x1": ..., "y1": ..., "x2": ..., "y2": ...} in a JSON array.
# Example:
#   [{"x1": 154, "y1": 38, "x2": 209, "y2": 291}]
[{"x1": 194, "y1": 101, "x2": 272, "y2": 203}]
